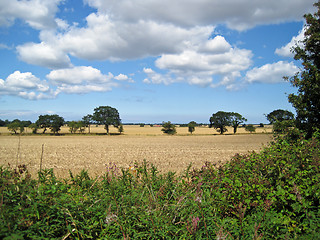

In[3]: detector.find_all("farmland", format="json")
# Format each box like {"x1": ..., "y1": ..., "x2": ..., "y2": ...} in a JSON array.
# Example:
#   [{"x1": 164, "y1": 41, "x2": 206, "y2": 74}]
[{"x1": 0, "y1": 125, "x2": 272, "y2": 178}]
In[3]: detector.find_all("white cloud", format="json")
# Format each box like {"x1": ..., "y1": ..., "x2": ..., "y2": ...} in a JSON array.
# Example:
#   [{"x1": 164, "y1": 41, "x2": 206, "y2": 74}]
[
  {"x1": 144, "y1": 36, "x2": 253, "y2": 87},
  {"x1": 47, "y1": 66, "x2": 119, "y2": 95},
  {"x1": 275, "y1": 26, "x2": 306, "y2": 57},
  {"x1": 17, "y1": 42, "x2": 72, "y2": 69},
  {"x1": 57, "y1": 13, "x2": 212, "y2": 61},
  {"x1": 114, "y1": 74, "x2": 134, "y2": 83},
  {"x1": 85, "y1": 0, "x2": 314, "y2": 31},
  {"x1": 47, "y1": 66, "x2": 113, "y2": 84},
  {"x1": 143, "y1": 68, "x2": 174, "y2": 85},
  {"x1": 245, "y1": 61, "x2": 299, "y2": 84},
  {"x1": 0, "y1": 0, "x2": 62, "y2": 30},
  {"x1": 0, "y1": 71, "x2": 52, "y2": 100},
  {"x1": 14, "y1": 0, "x2": 314, "y2": 71}
]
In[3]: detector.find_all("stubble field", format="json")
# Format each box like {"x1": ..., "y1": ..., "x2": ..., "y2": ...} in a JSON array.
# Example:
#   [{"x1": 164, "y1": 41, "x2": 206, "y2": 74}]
[{"x1": 0, "y1": 125, "x2": 272, "y2": 178}]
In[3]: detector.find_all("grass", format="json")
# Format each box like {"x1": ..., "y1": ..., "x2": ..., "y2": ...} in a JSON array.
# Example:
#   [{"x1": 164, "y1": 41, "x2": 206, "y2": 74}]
[{"x1": 1, "y1": 131, "x2": 319, "y2": 239}]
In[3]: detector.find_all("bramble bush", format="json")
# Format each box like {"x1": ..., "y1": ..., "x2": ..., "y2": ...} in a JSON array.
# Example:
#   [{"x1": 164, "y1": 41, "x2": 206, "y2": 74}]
[{"x1": 1, "y1": 131, "x2": 320, "y2": 239}]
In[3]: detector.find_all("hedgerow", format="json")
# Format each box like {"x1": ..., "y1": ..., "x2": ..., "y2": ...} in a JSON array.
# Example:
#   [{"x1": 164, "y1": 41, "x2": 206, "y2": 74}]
[{"x1": 1, "y1": 132, "x2": 319, "y2": 239}]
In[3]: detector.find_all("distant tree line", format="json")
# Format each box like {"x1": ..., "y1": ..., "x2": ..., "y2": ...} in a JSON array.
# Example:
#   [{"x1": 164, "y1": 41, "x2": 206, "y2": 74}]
[{"x1": 1, "y1": 107, "x2": 297, "y2": 135}]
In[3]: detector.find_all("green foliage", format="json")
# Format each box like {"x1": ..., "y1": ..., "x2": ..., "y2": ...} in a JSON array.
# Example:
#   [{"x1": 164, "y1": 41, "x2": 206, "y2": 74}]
[
  {"x1": 272, "y1": 120, "x2": 295, "y2": 134},
  {"x1": 36, "y1": 114, "x2": 64, "y2": 134},
  {"x1": 1, "y1": 134, "x2": 320, "y2": 239},
  {"x1": 188, "y1": 121, "x2": 196, "y2": 134},
  {"x1": 118, "y1": 124, "x2": 124, "y2": 134},
  {"x1": 288, "y1": 2, "x2": 320, "y2": 137},
  {"x1": 209, "y1": 111, "x2": 246, "y2": 134},
  {"x1": 7, "y1": 122, "x2": 24, "y2": 134},
  {"x1": 230, "y1": 112, "x2": 247, "y2": 134},
  {"x1": 266, "y1": 109, "x2": 294, "y2": 124},
  {"x1": 28, "y1": 123, "x2": 38, "y2": 134},
  {"x1": 92, "y1": 106, "x2": 121, "y2": 134},
  {"x1": 68, "y1": 121, "x2": 85, "y2": 133},
  {"x1": 161, "y1": 121, "x2": 176, "y2": 135},
  {"x1": 209, "y1": 111, "x2": 231, "y2": 134},
  {"x1": 82, "y1": 114, "x2": 93, "y2": 134},
  {"x1": 245, "y1": 124, "x2": 256, "y2": 133}
]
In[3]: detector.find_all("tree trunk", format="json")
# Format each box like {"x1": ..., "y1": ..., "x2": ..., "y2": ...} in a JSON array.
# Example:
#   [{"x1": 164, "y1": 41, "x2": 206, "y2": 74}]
[{"x1": 105, "y1": 125, "x2": 109, "y2": 134}]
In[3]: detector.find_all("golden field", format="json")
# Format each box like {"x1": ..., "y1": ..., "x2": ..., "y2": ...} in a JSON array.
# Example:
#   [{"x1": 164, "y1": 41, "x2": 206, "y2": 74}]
[{"x1": 0, "y1": 125, "x2": 273, "y2": 178}]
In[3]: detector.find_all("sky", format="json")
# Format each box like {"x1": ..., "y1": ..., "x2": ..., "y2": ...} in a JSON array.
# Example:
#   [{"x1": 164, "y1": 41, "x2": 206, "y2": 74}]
[{"x1": 0, "y1": 0, "x2": 316, "y2": 124}]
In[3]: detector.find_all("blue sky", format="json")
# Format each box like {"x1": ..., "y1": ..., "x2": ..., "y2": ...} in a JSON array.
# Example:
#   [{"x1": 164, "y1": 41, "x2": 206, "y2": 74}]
[{"x1": 0, "y1": 0, "x2": 316, "y2": 124}]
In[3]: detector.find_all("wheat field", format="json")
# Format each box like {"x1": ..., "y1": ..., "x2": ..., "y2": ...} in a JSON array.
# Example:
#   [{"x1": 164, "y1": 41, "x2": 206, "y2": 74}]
[{"x1": 0, "y1": 125, "x2": 272, "y2": 178}]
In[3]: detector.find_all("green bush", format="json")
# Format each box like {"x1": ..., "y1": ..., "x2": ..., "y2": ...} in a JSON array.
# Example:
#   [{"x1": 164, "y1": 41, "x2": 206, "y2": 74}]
[
  {"x1": 1, "y1": 133, "x2": 320, "y2": 239},
  {"x1": 161, "y1": 121, "x2": 176, "y2": 135},
  {"x1": 245, "y1": 124, "x2": 256, "y2": 133}
]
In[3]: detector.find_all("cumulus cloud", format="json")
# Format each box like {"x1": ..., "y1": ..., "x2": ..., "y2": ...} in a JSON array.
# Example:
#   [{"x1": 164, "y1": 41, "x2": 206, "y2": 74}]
[
  {"x1": 143, "y1": 36, "x2": 253, "y2": 88},
  {"x1": 245, "y1": 61, "x2": 299, "y2": 84},
  {"x1": 0, "y1": 0, "x2": 62, "y2": 30},
  {"x1": 0, "y1": 71, "x2": 53, "y2": 100},
  {"x1": 0, "y1": 67, "x2": 132, "y2": 99},
  {"x1": 275, "y1": 26, "x2": 306, "y2": 57},
  {"x1": 47, "y1": 66, "x2": 121, "y2": 94},
  {"x1": 15, "y1": 0, "x2": 314, "y2": 69},
  {"x1": 17, "y1": 42, "x2": 72, "y2": 69},
  {"x1": 85, "y1": 0, "x2": 314, "y2": 31}
]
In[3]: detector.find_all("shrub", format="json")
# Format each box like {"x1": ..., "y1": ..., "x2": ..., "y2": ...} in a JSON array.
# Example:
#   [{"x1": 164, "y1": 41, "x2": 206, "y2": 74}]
[
  {"x1": 1, "y1": 134, "x2": 320, "y2": 239},
  {"x1": 245, "y1": 124, "x2": 256, "y2": 133},
  {"x1": 161, "y1": 121, "x2": 176, "y2": 135}
]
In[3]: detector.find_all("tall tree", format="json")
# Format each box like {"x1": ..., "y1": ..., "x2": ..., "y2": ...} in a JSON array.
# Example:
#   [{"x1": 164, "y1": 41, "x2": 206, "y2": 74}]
[
  {"x1": 7, "y1": 122, "x2": 24, "y2": 134},
  {"x1": 36, "y1": 114, "x2": 64, "y2": 134},
  {"x1": 288, "y1": 1, "x2": 320, "y2": 137},
  {"x1": 266, "y1": 109, "x2": 294, "y2": 124},
  {"x1": 188, "y1": 121, "x2": 197, "y2": 134},
  {"x1": 229, "y1": 112, "x2": 247, "y2": 134},
  {"x1": 92, "y1": 106, "x2": 121, "y2": 134},
  {"x1": 209, "y1": 111, "x2": 231, "y2": 134},
  {"x1": 82, "y1": 114, "x2": 93, "y2": 134},
  {"x1": 36, "y1": 115, "x2": 52, "y2": 133}
]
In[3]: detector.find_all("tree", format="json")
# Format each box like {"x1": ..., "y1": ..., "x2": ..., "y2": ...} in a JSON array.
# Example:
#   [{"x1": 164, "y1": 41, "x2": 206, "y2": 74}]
[
  {"x1": 266, "y1": 109, "x2": 294, "y2": 124},
  {"x1": 229, "y1": 112, "x2": 247, "y2": 134},
  {"x1": 68, "y1": 121, "x2": 79, "y2": 133},
  {"x1": 266, "y1": 109, "x2": 295, "y2": 134},
  {"x1": 245, "y1": 124, "x2": 256, "y2": 133},
  {"x1": 82, "y1": 114, "x2": 93, "y2": 134},
  {"x1": 28, "y1": 123, "x2": 38, "y2": 134},
  {"x1": 161, "y1": 121, "x2": 176, "y2": 135},
  {"x1": 118, "y1": 124, "x2": 124, "y2": 134},
  {"x1": 92, "y1": 106, "x2": 121, "y2": 134},
  {"x1": 36, "y1": 114, "x2": 64, "y2": 134},
  {"x1": 7, "y1": 122, "x2": 24, "y2": 134},
  {"x1": 188, "y1": 121, "x2": 197, "y2": 134},
  {"x1": 36, "y1": 115, "x2": 52, "y2": 133},
  {"x1": 49, "y1": 115, "x2": 65, "y2": 134},
  {"x1": 68, "y1": 121, "x2": 86, "y2": 133},
  {"x1": 0, "y1": 119, "x2": 5, "y2": 127},
  {"x1": 288, "y1": 1, "x2": 320, "y2": 137},
  {"x1": 209, "y1": 111, "x2": 231, "y2": 134}
]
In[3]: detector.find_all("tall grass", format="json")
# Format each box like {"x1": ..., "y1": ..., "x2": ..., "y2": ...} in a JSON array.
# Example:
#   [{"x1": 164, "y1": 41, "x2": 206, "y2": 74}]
[{"x1": 1, "y1": 132, "x2": 319, "y2": 239}]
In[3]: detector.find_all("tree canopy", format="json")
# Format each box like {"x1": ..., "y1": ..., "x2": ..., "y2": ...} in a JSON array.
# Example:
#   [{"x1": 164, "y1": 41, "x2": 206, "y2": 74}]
[
  {"x1": 209, "y1": 111, "x2": 231, "y2": 134},
  {"x1": 229, "y1": 112, "x2": 247, "y2": 134},
  {"x1": 266, "y1": 109, "x2": 294, "y2": 124},
  {"x1": 36, "y1": 114, "x2": 64, "y2": 134},
  {"x1": 289, "y1": 1, "x2": 320, "y2": 137},
  {"x1": 92, "y1": 106, "x2": 121, "y2": 134},
  {"x1": 161, "y1": 121, "x2": 176, "y2": 135}
]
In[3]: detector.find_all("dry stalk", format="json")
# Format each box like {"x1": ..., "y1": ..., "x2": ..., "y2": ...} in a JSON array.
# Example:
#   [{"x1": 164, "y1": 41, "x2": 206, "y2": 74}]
[
  {"x1": 16, "y1": 135, "x2": 21, "y2": 169},
  {"x1": 39, "y1": 144, "x2": 44, "y2": 173}
]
